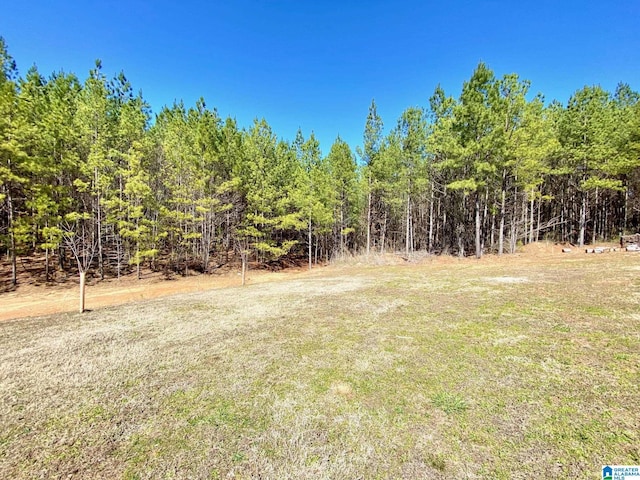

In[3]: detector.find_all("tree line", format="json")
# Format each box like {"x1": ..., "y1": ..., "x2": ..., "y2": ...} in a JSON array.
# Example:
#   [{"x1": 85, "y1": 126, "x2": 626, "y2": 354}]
[{"x1": 1, "y1": 37, "x2": 639, "y2": 285}]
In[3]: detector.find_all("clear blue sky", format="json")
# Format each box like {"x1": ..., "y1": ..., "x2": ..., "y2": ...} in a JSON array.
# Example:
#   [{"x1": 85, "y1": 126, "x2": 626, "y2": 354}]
[{"x1": 2, "y1": 1, "x2": 639, "y2": 156}]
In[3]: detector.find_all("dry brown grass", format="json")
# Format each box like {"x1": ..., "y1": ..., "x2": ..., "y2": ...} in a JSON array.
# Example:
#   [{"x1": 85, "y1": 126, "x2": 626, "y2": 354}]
[{"x1": 1, "y1": 247, "x2": 639, "y2": 479}]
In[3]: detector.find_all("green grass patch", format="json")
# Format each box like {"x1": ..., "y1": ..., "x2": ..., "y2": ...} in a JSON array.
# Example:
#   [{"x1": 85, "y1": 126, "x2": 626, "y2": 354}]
[
  {"x1": 1, "y1": 254, "x2": 639, "y2": 478},
  {"x1": 431, "y1": 391, "x2": 468, "y2": 415}
]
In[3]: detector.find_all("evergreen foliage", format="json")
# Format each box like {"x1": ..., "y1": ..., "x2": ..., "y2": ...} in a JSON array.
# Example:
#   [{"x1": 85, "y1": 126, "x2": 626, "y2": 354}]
[{"x1": 1, "y1": 37, "x2": 639, "y2": 280}]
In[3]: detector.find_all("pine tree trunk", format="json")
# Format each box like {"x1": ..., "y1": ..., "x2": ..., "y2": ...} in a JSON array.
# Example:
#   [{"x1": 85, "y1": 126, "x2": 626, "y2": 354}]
[
  {"x1": 10, "y1": 231, "x2": 17, "y2": 286},
  {"x1": 137, "y1": 245, "x2": 141, "y2": 280},
  {"x1": 498, "y1": 187, "x2": 507, "y2": 255},
  {"x1": 529, "y1": 189, "x2": 535, "y2": 244},
  {"x1": 308, "y1": 218, "x2": 312, "y2": 270},
  {"x1": 340, "y1": 208, "x2": 345, "y2": 256},
  {"x1": 95, "y1": 168, "x2": 104, "y2": 280},
  {"x1": 458, "y1": 193, "x2": 466, "y2": 257},
  {"x1": 603, "y1": 200, "x2": 609, "y2": 241},
  {"x1": 428, "y1": 183, "x2": 434, "y2": 253},
  {"x1": 521, "y1": 192, "x2": 528, "y2": 245},
  {"x1": 225, "y1": 213, "x2": 231, "y2": 263},
  {"x1": 366, "y1": 183, "x2": 372, "y2": 255},
  {"x1": 592, "y1": 187, "x2": 599, "y2": 245},
  {"x1": 116, "y1": 238, "x2": 121, "y2": 279},
  {"x1": 7, "y1": 186, "x2": 17, "y2": 286},
  {"x1": 441, "y1": 194, "x2": 447, "y2": 252},
  {"x1": 623, "y1": 184, "x2": 629, "y2": 233},
  {"x1": 579, "y1": 191, "x2": 587, "y2": 247},
  {"x1": 482, "y1": 190, "x2": 489, "y2": 253},
  {"x1": 380, "y1": 211, "x2": 387, "y2": 254},
  {"x1": 560, "y1": 189, "x2": 565, "y2": 242},
  {"x1": 536, "y1": 198, "x2": 542, "y2": 242},
  {"x1": 510, "y1": 184, "x2": 518, "y2": 253},
  {"x1": 475, "y1": 194, "x2": 482, "y2": 259},
  {"x1": 490, "y1": 212, "x2": 495, "y2": 253},
  {"x1": 405, "y1": 193, "x2": 411, "y2": 255},
  {"x1": 59, "y1": 245, "x2": 65, "y2": 270}
]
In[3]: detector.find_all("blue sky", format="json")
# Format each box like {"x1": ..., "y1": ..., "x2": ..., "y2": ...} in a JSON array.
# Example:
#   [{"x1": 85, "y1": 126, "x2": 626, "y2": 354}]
[{"x1": 2, "y1": 1, "x2": 639, "y2": 156}]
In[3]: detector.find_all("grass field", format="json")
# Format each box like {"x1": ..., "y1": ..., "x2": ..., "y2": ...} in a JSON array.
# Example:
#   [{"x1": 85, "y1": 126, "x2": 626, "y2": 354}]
[{"x1": 1, "y1": 251, "x2": 639, "y2": 479}]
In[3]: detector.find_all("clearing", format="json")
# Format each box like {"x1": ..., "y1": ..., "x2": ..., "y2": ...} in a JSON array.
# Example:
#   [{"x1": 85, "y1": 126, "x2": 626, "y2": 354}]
[{"x1": 0, "y1": 245, "x2": 639, "y2": 478}]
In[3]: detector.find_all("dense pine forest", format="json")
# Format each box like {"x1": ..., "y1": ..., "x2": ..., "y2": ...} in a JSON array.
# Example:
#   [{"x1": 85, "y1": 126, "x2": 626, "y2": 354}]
[{"x1": 1, "y1": 37, "x2": 639, "y2": 285}]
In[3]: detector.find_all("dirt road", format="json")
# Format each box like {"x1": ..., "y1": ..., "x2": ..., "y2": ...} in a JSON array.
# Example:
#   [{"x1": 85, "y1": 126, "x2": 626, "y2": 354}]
[
  {"x1": 0, "y1": 241, "x2": 613, "y2": 322},
  {"x1": 0, "y1": 267, "x2": 306, "y2": 322}
]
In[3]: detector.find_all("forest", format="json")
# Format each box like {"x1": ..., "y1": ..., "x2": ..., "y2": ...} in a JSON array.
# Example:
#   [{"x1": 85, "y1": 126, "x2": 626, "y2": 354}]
[{"x1": 1, "y1": 36, "x2": 640, "y2": 285}]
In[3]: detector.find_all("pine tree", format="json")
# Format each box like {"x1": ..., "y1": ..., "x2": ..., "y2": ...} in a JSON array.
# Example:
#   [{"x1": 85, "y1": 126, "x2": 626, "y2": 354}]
[
  {"x1": 493, "y1": 73, "x2": 533, "y2": 252},
  {"x1": 74, "y1": 60, "x2": 116, "y2": 278},
  {"x1": 559, "y1": 85, "x2": 618, "y2": 245},
  {"x1": 0, "y1": 37, "x2": 28, "y2": 286},
  {"x1": 326, "y1": 136, "x2": 358, "y2": 256},
  {"x1": 610, "y1": 83, "x2": 640, "y2": 233},
  {"x1": 361, "y1": 99, "x2": 383, "y2": 254},
  {"x1": 153, "y1": 102, "x2": 202, "y2": 274},
  {"x1": 108, "y1": 79, "x2": 155, "y2": 279},
  {"x1": 292, "y1": 131, "x2": 333, "y2": 268},
  {"x1": 394, "y1": 107, "x2": 428, "y2": 254},
  {"x1": 236, "y1": 120, "x2": 303, "y2": 279},
  {"x1": 510, "y1": 96, "x2": 558, "y2": 247},
  {"x1": 427, "y1": 85, "x2": 459, "y2": 253},
  {"x1": 446, "y1": 63, "x2": 501, "y2": 257},
  {"x1": 39, "y1": 71, "x2": 82, "y2": 278}
]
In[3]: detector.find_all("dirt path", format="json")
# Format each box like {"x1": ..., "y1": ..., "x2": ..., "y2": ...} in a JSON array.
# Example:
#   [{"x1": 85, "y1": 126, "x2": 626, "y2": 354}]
[
  {"x1": 0, "y1": 267, "x2": 311, "y2": 322},
  {"x1": 0, "y1": 241, "x2": 621, "y2": 322}
]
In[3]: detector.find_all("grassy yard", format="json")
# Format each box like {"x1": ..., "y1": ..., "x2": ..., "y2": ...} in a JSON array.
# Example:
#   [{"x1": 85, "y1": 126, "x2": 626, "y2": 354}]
[{"x1": 1, "y1": 252, "x2": 639, "y2": 479}]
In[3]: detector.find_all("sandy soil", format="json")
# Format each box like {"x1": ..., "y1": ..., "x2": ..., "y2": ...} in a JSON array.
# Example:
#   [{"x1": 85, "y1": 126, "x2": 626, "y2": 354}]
[
  {"x1": 0, "y1": 265, "x2": 312, "y2": 322},
  {"x1": 0, "y1": 241, "x2": 621, "y2": 322}
]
